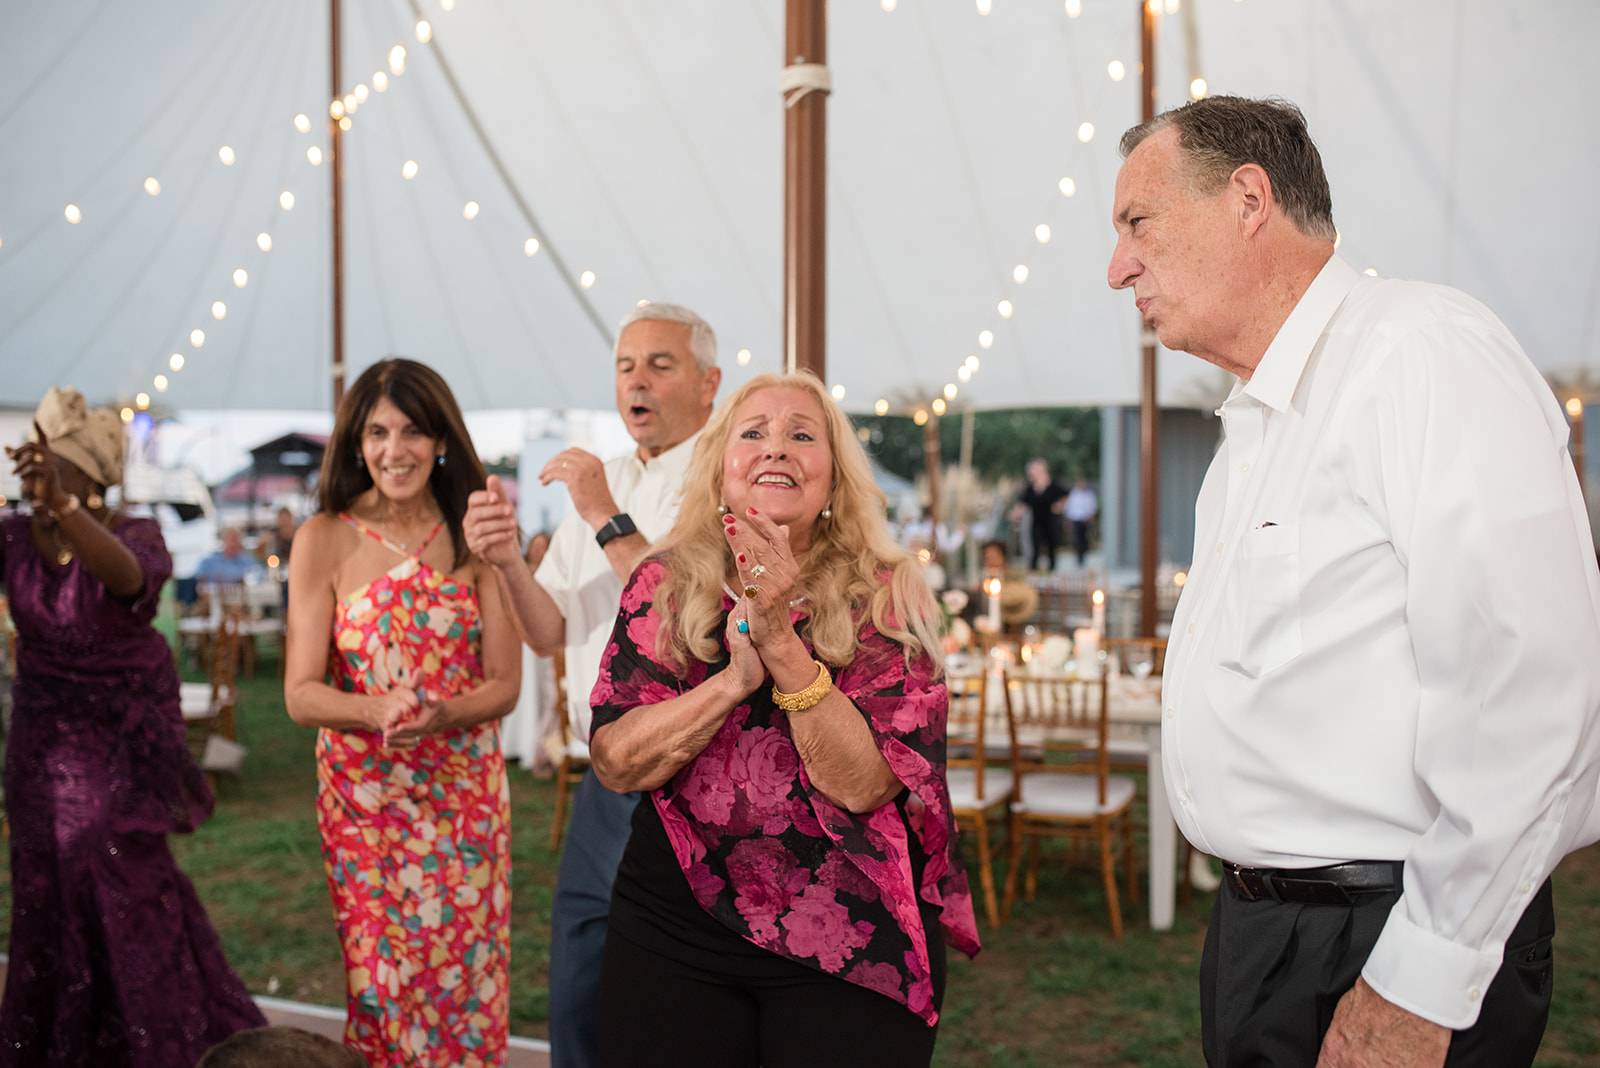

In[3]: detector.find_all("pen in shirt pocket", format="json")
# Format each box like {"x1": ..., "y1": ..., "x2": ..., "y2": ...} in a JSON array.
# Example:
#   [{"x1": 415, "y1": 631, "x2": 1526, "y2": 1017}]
[{"x1": 1255, "y1": 521, "x2": 1278, "y2": 529}]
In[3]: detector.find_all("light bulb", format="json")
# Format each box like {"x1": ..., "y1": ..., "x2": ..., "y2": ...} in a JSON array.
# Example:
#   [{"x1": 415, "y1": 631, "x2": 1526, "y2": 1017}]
[
  {"x1": 524, "y1": 237, "x2": 539, "y2": 256},
  {"x1": 737, "y1": 348, "x2": 752, "y2": 365},
  {"x1": 343, "y1": 94, "x2": 358, "y2": 114},
  {"x1": 233, "y1": 269, "x2": 248, "y2": 288},
  {"x1": 330, "y1": 99, "x2": 344, "y2": 119},
  {"x1": 279, "y1": 191, "x2": 295, "y2": 210},
  {"x1": 190, "y1": 329, "x2": 205, "y2": 347},
  {"x1": 998, "y1": 299, "x2": 1014, "y2": 318},
  {"x1": 874, "y1": 399, "x2": 889, "y2": 415},
  {"x1": 354, "y1": 83, "x2": 369, "y2": 103},
  {"x1": 1065, "y1": 0, "x2": 1082, "y2": 14},
  {"x1": 580, "y1": 270, "x2": 596, "y2": 288},
  {"x1": 1077, "y1": 121, "x2": 1095, "y2": 143},
  {"x1": 154, "y1": 375, "x2": 168, "y2": 392},
  {"x1": 294, "y1": 113, "x2": 311, "y2": 133},
  {"x1": 144, "y1": 177, "x2": 161, "y2": 195},
  {"x1": 257, "y1": 232, "x2": 272, "y2": 252},
  {"x1": 373, "y1": 72, "x2": 388, "y2": 92},
  {"x1": 831, "y1": 384, "x2": 846, "y2": 400},
  {"x1": 219, "y1": 146, "x2": 235, "y2": 165},
  {"x1": 978, "y1": 330, "x2": 993, "y2": 349},
  {"x1": 1108, "y1": 60, "x2": 1126, "y2": 81},
  {"x1": 958, "y1": 365, "x2": 972, "y2": 382},
  {"x1": 965, "y1": 355, "x2": 980, "y2": 370},
  {"x1": 65, "y1": 204, "x2": 82, "y2": 223},
  {"x1": 416, "y1": 20, "x2": 432, "y2": 42},
  {"x1": 1035, "y1": 223, "x2": 1052, "y2": 243},
  {"x1": 1190, "y1": 77, "x2": 1208, "y2": 99},
  {"x1": 338, "y1": 116, "x2": 351, "y2": 132},
  {"x1": 136, "y1": 393, "x2": 150, "y2": 410},
  {"x1": 932, "y1": 398, "x2": 947, "y2": 415},
  {"x1": 389, "y1": 46, "x2": 406, "y2": 75},
  {"x1": 463, "y1": 201, "x2": 479, "y2": 219},
  {"x1": 211, "y1": 301, "x2": 227, "y2": 319},
  {"x1": 882, "y1": 0, "x2": 897, "y2": 8},
  {"x1": 169, "y1": 353, "x2": 185, "y2": 371},
  {"x1": 402, "y1": 160, "x2": 418, "y2": 179},
  {"x1": 944, "y1": 383, "x2": 958, "y2": 399},
  {"x1": 307, "y1": 146, "x2": 323, "y2": 165},
  {"x1": 913, "y1": 410, "x2": 929, "y2": 426},
  {"x1": 1059, "y1": 176, "x2": 1076, "y2": 197},
  {"x1": 120, "y1": 408, "x2": 134, "y2": 423},
  {"x1": 1013, "y1": 264, "x2": 1029, "y2": 284}
]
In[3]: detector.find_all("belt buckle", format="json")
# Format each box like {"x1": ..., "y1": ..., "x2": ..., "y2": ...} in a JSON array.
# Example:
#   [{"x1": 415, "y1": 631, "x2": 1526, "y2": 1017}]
[{"x1": 1226, "y1": 865, "x2": 1275, "y2": 902}]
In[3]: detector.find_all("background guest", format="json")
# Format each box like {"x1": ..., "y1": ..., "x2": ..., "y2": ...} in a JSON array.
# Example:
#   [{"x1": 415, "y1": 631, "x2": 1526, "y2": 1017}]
[
  {"x1": 196, "y1": 527, "x2": 264, "y2": 584},
  {"x1": 589, "y1": 373, "x2": 980, "y2": 1067},
  {"x1": 284, "y1": 359, "x2": 520, "y2": 1066},
  {"x1": 0, "y1": 387, "x2": 266, "y2": 1065},
  {"x1": 1063, "y1": 478, "x2": 1097, "y2": 568},
  {"x1": 1010, "y1": 459, "x2": 1067, "y2": 573}
]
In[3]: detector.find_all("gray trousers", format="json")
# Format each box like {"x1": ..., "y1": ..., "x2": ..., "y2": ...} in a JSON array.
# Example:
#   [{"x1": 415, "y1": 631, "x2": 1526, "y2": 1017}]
[{"x1": 1201, "y1": 876, "x2": 1554, "y2": 1066}]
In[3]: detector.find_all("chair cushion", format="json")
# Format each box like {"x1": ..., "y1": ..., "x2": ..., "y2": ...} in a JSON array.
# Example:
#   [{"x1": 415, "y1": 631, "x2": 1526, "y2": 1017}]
[
  {"x1": 179, "y1": 682, "x2": 218, "y2": 720},
  {"x1": 946, "y1": 766, "x2": 1015, "y2": 810},
  {"x1": 1012, "y1": 772, "x2": 1136, "y2": 817}
]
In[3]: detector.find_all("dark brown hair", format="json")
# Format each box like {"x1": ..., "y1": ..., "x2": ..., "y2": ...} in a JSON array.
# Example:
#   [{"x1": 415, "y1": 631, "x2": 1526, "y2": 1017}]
[
  {"x1": 318, "y1": 359, "x2": 486, "y2": 569},
  {"x1": 1119, "y1": 95, "x2": 1336, "y2": 241}
]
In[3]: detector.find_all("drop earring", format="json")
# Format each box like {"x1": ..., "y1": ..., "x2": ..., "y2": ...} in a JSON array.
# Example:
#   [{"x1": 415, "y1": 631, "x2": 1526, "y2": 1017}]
[
  {"x1": 717, "y1": 499, "x2": 729, "y2": 515},
  {"x1": 85, "y1": 491, "x2": 104, "y2": 510},
  {"x1": 820, "y1": 502, "x2": 832, "y2": 519}
]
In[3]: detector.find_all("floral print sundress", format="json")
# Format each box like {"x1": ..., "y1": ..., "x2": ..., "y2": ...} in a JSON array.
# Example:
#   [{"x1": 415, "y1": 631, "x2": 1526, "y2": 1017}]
[
  {"x1": 317, "y1": 515, "x2": 511, "y2": 1066},
  {"x1": 591, "y1": 558, "x2": 981, "y2": 1026}
]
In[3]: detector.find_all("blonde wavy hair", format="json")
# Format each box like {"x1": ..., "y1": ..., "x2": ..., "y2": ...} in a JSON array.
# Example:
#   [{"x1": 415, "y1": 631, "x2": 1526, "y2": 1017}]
[{"x1": 649, "y1": 372, "x2": 943, "y2": 676}]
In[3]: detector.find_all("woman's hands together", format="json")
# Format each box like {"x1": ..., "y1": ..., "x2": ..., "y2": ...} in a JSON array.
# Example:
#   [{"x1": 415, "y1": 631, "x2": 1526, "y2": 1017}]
[
  {"x1": 723, "y1": 507, "x2": 813, "y2": 686},
  {"x1": 370, "y1": 669, "x2": 450, "y2": 748}
]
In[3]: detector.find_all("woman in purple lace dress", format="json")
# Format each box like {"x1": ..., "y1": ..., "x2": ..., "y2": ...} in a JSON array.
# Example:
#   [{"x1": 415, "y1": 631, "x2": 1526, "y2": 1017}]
[
  {"x1": 0, "y1": 389, "x2": 265, "y2": 1065},
  {"x1": 588, "y1": 374, "x2": 979, "y2": 1068}
]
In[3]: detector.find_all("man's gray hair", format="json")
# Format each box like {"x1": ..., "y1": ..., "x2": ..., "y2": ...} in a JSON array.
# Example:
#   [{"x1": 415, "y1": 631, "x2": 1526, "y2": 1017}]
[
  {"x1": 1119, "y1": 95, "x2": 1336, "y2": 242},
  {"x1": 615, "y1": 303, "x2": 718, "y2": 371}
]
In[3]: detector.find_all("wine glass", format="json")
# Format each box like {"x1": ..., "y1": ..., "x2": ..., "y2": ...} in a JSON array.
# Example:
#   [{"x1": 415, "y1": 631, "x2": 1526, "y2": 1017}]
[{"x1": 1126, "y1": 645, "x2": 1155, "y2": 681}]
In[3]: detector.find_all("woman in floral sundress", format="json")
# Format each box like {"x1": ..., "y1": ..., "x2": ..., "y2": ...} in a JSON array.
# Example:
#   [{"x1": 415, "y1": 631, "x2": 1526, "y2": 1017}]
[
  {"x1": 285, "y1": 359, "x2": 520, "y2": 1067},
  {"x1": 589, "y1": 374, "x2": 979, "y2": 1068}
]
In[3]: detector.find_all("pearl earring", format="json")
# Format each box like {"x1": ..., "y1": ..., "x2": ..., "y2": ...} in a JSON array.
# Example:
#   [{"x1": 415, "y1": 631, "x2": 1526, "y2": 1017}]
[
  {"x1": 717, "y1": 500, "x2": 729, "y2": 515},
  {"x1": 820, "y1": 503, "x2": 832, "y2": 519}
]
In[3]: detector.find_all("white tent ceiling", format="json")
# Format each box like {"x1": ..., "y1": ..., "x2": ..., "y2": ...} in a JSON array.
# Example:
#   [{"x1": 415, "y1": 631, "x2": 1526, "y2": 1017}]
[{"x1": 2, "y1": 0, "x2": 1598, "y2": 415}]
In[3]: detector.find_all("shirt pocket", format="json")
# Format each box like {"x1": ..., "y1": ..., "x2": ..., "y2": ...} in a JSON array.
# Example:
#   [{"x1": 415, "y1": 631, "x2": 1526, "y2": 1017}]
[{"x1": 1216, "y1": 523, "x2": 1303, "y2": 680}]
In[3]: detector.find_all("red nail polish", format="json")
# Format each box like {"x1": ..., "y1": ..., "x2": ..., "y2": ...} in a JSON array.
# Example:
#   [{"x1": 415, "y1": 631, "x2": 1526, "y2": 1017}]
[
  {"x1": 737, "y1": 553, "x2": 746, "y2": 564},
  {"x1": 747, "y1": 507, "x2": 759, "y2": 516},
  {"x1": 727, "y1": 526, "x2": 738, "y2": 537}
]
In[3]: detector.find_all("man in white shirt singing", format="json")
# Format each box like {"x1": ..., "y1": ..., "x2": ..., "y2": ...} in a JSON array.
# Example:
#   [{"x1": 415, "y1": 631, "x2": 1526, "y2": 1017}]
[
  {"x1": 463, "y1": 303, "x2": 721, "y2": 1068},
  {"x1": 1108, "y1": 95, "x2": 1600, "y2": 1067}
]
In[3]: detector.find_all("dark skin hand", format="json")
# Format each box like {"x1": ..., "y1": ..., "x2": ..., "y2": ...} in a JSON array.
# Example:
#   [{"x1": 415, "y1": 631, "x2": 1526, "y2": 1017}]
[{"x1": 6, "y1": 421, "x2": 143, "y2": 597}]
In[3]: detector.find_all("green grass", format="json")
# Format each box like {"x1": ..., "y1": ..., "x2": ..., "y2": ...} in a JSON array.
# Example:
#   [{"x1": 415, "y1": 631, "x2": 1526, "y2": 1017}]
[{"x1": 4, "y1": 628, "x2": 1600, "y2": 1063}]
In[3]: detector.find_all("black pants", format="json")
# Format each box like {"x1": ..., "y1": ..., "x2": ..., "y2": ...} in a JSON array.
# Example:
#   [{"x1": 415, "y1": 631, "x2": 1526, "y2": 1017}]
[
  {"x1": 598, "y1": 928, "x2": 944, "y2": 1068},
  {"x1": 1071, "y1": 519, "x2": 1091, "y2": 566},
  {"x1": 1030, "y1": 521, "x2": 1058, "y2": 572},
  {"x1": 1201, "y1": 876, "x2": 1554, "y2": 1066}
]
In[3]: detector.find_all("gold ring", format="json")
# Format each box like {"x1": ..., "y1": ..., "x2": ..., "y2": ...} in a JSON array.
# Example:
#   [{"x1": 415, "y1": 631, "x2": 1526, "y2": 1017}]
[
  {"x1": 748, "y1": 564, "x2": 767, "y2": 578},
  {"x1": 743, "y1": 583, "x2": 761, "y2": 599}
]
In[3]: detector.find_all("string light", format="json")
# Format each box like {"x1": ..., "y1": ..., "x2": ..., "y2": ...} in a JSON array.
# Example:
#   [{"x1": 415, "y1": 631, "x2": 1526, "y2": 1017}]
[
  {"x1": 1077, "y1": 122, "x2": 1095, "y2": 143},
  {"x1": 307, "y1": 146, "x2": 323, "y2": 165},
  {"x1": 415, "y1": 20, "x2": 432, "y2": 42},
  {"x1": 330, "y1": 99, "x2": 345, "y2": 119},
  {"x1": 932, "y1": 398, "x2": 947, "y2": 415},
  {"x1": 256, "y1": 232, "x2": 272, "y2": 251},
  {"x1": 1059, "y1": 176, "x2": 1076, "y2": 196},
  {"x1": 1035, "y1": 223, "x2": 1052, "y2": 243},
  {"x1": 342, "y1": 94, "x2": 358, "y2": 114},
  {"x1": 338, "y1": 116, "x2": 351, "y2": 132},
  {"x1": 1013, "y1": 265, "x2": 1029, "y2": 284},
  {"x1": 976, "y1": 0, "x2": 992, "y2": 13},
  {"x1": 966, "y1": 356, "x2": 980, "y2": 370},
  {"x1": 279, "y1": 191, "x2": 295, "y2": 210},
  {"x1": 997, "y1": 299, "x2": 1014, "y2": 318},
  {"x1": 190, "y1": 329, "x2": 205, "y2": 347},
  {"x1": 294, "y1": 113, "x2": 311, "y2": 133},
  {"x1": 219, "y1": 146, "x2": 235, "y2": 165},
  {"x1": 440, "y1": 0, "x2": 455, "y2": 9},
  {"x1": 136, "y1": 393, "x2": 150, "y2": 410},
  {"x1": 373, "y1": 71, "x2": 388, "y2": 92},
  {"x1": 120, "y1": 408, "x2": 134, "y2": 423},
  {"x1": 1190, "y1": 78, "x2": 1208, "y2": 99},
  {"x1": 211, "y1": 301, "x2": 227, "y2": 319},
  {"x1": 1065, "y1": 0, "x2": 1082, "y2": 14},
  {"x1": 463, "y1": 201, "x2": 480, "y2": 219},
  {"x1": 913, "y1": 410, "x2": 929, "y2": 426},
  {"x1": 233, "y1": 268, "x2": 248, "y2": 287},
  {"x1": 144, "y1": 177, "x2": 161, "y2": 195},
  {"x1": 737, "y1": 348, "x2": 752, "y2": 365},
  {"x1": 874, "y1": 399, "x2": 889, "y2": 415},
  {"x1": 169, "y1": 353, "x2": 185, "y2": 371},
  {"x1": 354, "y1": 83, "x2": 369, "y2": 103},
  {"x1": 1165, "y1": 0, "x2": 1180, "y2": 12},
  {"x1": 1566, "y1": 397, "x2": 1584, "y2": 418},
  {"x1": 154, "y1": 375, "x2": 168, "y2": 392},
  {"x1": 882, "y1": 0, "x2": 897, "y2": 9},
  {"x1": 831, "y1": 384, "x2": 846, "y2": 400},
  {"x1": 64, "y1": 204, "x2": 82, "y2": 223},
  {"x1": 978, "y1": 330, "x2": 993, "y2": 349},
  {"x1": 523, "y1": 237, "x2": 539, "y2": 256},
  {"x1": 579, "y1": 270, "x2": 596, "y2": 288},
  {"x1": 958, "y1": 365, "x2": 973, "y2": 382},
  {"x1": 1108, "y1": 60, "x2": 1126, "y2": 81},
  {"x1": 402, "y1": 160, "x2": 418, "y2": 179},
  {"x1": 943, "y1": 384, "x2": 958, "y2": 399},
  {"x1": 389, "y1": 46, "x2": 406, "y2": 74}
]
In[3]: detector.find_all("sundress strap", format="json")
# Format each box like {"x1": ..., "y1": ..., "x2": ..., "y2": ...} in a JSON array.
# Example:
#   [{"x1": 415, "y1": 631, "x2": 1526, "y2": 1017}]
[{"x1": 339, "y1": 512, "x2": 445, "y2": 559}]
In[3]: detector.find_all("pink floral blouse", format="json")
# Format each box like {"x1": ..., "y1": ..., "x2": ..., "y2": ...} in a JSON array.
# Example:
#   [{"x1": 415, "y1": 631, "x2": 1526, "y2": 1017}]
[{"x1": 590, "y1": 558, "x2": 980, "y2": 1025}]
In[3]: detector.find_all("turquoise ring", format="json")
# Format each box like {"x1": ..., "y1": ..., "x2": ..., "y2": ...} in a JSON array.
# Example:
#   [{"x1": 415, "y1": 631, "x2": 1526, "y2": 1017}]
[{"x1": 737, "y1": 619, "x2": 749, "y2": 634}]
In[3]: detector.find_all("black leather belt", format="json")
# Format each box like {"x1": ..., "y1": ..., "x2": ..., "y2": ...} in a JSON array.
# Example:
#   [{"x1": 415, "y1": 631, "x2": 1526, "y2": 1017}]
[{"x1": 1222, "y1": 860, "x2": 1402, "y2": 906}]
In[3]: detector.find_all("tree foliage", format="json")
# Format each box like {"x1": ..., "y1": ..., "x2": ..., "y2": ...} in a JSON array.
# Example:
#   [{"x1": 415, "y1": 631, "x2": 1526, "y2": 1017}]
[{"x1": 855, "y1": 408, "x2": 1101, "y2": 484}]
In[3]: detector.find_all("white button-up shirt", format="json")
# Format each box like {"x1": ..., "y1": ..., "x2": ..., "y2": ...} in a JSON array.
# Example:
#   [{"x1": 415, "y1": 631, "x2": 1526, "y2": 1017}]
[
  {"x1": 535, "y1": 431, "x2": 702, "y2": 747},
  {"x1": 1165, "y1": 255, "x2": 1600, "y2": 1029}
]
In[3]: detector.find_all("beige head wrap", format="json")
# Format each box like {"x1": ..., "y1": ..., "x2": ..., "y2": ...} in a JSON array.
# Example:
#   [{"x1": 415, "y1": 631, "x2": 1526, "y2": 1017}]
[{"x1": 30, "y1": 387, "x2": 125, "y2": 488}]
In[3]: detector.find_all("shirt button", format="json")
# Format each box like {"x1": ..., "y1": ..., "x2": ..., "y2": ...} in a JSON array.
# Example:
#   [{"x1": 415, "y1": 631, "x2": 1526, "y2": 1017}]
[
  {"x1": 1177, "y1": 794, "x2": 1189, "y2": 806},
  {"x1": 1187, "y1": 624, "x2": 1195, "y2": 634},
  {"x1": 1215, "y1": 542, "x2": 1224, "y2": 553},
  {"x1": 1165, "y1": 707, "x2": 1174, "y2": 720},
  {"x1": 1521, "y1": 882, "x2": 1532, "y2": 894},
  {"x1": 1467, "y1": 987, "x2": 1482, "y2": 1002},
  {"x1": 1238, "y1": 461, "x2": 1250, "y2": 472}
]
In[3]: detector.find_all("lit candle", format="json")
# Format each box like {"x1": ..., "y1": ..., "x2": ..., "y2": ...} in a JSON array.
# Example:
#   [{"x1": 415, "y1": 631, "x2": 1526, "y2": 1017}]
[
  {"x1": 1074, "y1": 628, "x2": 1100, "y2": 677},
  {"x1": 985, "y1": 576, "x2": 1002, "y2": 636},
  {"x1": 1091, "y1": 588, "x2": 1106, "y2": 634}
]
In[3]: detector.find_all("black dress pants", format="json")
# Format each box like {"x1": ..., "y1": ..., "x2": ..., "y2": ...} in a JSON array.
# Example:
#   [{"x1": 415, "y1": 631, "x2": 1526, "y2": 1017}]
[{"x1": 1201, "y1": 877, "x2": 1554, "y2": 1067}]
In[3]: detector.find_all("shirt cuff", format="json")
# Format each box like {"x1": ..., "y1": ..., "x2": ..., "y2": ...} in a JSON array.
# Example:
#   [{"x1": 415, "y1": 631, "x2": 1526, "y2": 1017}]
[{"x1": 1361, "y1": 908, "x2": 1505, "y2": 1030}]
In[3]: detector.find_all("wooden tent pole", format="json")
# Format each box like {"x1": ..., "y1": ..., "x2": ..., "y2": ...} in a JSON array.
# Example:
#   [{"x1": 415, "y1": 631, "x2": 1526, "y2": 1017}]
[
  {"x1": 784, "y1": 0, "x2": 827, "y2": 380},
  {"x1": 1138, "y1": 0, "x2": 1161, "y2": 638},
  {"x1": 330, "y1": 0, "x2": 347, "y2": 410}
]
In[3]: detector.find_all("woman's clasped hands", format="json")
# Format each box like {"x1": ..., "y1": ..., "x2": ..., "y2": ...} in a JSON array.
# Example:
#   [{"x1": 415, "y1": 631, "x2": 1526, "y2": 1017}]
[
  {"x1": 372, "y1": 668, "x2": 448, "y2": 748},
  {"x1": 722, "y1": 507, "x2": 810, "y2": 694}
]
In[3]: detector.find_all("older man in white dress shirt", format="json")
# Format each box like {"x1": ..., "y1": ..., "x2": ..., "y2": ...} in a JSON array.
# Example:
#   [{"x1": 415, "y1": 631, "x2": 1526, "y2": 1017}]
[{"x1": 1109, "y1": 95, "x2": 1600, "y2": 1067}]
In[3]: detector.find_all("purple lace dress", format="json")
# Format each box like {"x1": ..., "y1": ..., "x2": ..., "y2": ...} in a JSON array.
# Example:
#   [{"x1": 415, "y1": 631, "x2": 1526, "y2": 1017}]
[{"x1": 0, "y1": 514, "x2": 266, "y2": 1066}]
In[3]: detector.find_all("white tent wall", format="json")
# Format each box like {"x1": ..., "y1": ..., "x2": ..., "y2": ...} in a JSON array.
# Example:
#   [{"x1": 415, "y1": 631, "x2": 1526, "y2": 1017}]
[{"x1": 1, "y1": 1, "x2": 1597, "y2": 416}]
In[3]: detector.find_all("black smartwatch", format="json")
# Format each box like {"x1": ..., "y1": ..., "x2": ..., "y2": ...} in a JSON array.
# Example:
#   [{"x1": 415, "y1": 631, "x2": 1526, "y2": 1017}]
[{"x1": 595, "y1": 513, "x2": 638, "y2": 549}]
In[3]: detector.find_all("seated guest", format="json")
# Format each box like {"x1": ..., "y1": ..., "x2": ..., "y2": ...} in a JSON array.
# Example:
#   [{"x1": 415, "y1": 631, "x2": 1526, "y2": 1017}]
[
  {"x1": 979, "y1": 538, "x2": 1038, "y2": 632},
  {"x1": 589, "y1": 372, "x2": 980, "y2": 1068},
  {"x1": 195, "y1": 527, "x2": 264, "y2": 584}
]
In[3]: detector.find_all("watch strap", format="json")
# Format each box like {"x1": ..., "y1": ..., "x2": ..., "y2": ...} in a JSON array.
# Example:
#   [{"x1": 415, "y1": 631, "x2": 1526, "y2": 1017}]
[{"x1": 595, "y1": 513, "x2": 638, "y2": 549}]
